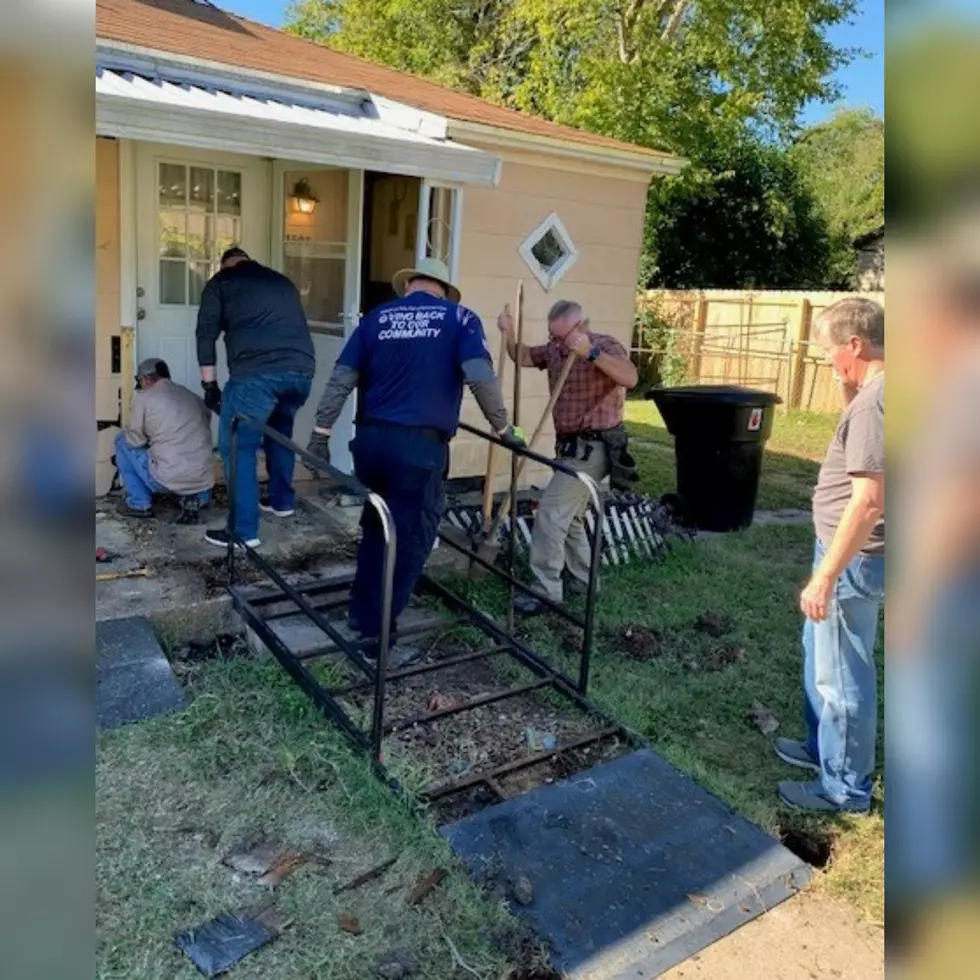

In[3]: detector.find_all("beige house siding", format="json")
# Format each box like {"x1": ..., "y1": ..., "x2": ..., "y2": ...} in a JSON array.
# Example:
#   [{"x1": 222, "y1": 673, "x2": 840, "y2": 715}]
[
  {"x1": 96, "y1": 137, "x2": 122, "y2": 420},
  {"x1": 453, "y1": 152, "x2": 649, "y2": 487}
]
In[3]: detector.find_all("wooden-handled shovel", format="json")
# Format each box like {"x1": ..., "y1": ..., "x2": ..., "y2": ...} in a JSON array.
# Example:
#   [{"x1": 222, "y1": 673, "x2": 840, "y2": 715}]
[
  {"x1": 479, "y1": 307, "x2": 511, "y2": 537},
  {"x1": 469, "y1": 346, "x2": 577, "y2": 578}
]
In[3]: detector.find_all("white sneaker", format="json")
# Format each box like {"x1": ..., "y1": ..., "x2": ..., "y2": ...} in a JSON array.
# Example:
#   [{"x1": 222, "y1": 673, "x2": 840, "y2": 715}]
[{"x1": 259, "y1": 497, "x2": 295, "y2": 518}]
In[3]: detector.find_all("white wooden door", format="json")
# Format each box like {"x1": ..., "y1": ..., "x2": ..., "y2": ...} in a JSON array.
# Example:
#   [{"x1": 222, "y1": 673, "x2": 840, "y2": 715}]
[{"x1": 134, "y1": 144, "x2": 271, "y2": 394}]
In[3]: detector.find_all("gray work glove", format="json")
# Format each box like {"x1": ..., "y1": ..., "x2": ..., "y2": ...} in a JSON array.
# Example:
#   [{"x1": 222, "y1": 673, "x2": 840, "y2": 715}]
[{"x1": 304, "y1": 430, "x2": 331, "y2": 476}]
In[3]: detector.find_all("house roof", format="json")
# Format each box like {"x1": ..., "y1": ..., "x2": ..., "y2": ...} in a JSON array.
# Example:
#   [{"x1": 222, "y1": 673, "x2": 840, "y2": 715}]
[{"x1": 96, "y1": 0, "x2": 674, "y2": 166}]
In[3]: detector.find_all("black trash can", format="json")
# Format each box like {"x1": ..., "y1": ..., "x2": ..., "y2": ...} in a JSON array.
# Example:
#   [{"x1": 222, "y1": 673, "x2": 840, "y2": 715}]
[{"x1": 648, "y1": 385, "x2": 782, "y2": 532}]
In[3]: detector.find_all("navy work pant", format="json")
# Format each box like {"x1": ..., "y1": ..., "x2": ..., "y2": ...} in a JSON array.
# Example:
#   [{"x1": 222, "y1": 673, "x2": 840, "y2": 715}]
[{"x1": 348, "y1": 423, "x2": 448, "y2": 647}]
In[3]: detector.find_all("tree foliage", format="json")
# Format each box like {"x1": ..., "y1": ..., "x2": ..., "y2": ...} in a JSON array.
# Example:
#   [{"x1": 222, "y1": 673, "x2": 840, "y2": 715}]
[
  {"x1": 643, "y1": 139, "x2": 833, "y2": 289},
  {"x1": 287, "y1": 0, "x2": 858, "y2": 152},
  {"x1": 790, "y1": 108, "x2": 884, "y2": 284}
]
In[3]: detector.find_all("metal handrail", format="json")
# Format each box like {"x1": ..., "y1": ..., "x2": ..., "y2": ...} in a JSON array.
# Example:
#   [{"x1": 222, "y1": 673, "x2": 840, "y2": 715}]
[
  {"x1": 228, "y1": 414, "x2": 397, "y2": 760},
  {"x1": 452, "y1": 421, "x2": 604, "y2": 694}
]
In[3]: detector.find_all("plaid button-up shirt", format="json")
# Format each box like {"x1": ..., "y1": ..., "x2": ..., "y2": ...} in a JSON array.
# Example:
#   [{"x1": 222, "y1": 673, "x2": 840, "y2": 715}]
[{"x1": 528, "y1": 333, "x2": 629, "y2": 436}]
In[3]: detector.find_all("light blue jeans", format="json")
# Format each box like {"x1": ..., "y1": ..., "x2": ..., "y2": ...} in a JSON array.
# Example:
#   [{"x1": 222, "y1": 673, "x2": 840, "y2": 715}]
[{"x1": 803, "y1": 539, "x2": 885, "y2": 806}]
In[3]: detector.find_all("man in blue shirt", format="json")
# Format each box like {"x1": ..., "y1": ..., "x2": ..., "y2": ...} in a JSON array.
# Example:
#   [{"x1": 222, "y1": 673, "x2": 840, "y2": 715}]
[{"x1": 308, "y1": 258, "x2": 521, "y2": 666}]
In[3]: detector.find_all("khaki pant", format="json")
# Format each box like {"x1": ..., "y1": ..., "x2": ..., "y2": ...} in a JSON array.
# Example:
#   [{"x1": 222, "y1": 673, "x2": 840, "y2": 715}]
[{"x1": 529, "y1": 439, "x2": 609, "y2": 601}]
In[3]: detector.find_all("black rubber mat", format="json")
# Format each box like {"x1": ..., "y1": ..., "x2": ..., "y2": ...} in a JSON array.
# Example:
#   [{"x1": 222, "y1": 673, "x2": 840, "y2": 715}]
[
  {"x1": 442, "y1": 748, "x2": 809, "y2": 978},
  {"x1": 97, "y1": 616, "x2": 187, "y2": 730}
]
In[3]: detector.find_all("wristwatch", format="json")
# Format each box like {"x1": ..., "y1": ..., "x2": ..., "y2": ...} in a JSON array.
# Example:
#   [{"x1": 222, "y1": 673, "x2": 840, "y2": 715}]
[{"x1": 587, "y1": 345, "x2": 601, "y2": 363}]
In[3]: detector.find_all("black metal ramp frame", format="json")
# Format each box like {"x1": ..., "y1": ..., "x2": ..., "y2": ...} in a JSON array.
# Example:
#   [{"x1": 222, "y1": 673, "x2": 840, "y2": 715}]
[{"x1": 226, "y1": 414, "x2": 640, "y2": 804}]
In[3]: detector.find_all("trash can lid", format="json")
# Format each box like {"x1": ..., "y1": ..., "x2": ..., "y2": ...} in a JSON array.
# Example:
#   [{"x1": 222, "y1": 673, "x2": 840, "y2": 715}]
[{"x1": 646, "y1": 385, "x2": 783, "y2": 407}]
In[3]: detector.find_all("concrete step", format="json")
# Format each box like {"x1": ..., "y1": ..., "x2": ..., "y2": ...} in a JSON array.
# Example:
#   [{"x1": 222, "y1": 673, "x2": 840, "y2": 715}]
[{"x1": 246, "y1": 604, "x2": 450, "y2": 662}]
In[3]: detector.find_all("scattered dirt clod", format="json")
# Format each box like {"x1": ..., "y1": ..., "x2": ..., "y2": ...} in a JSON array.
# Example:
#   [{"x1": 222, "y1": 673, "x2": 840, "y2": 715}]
[
  {"x1": 511, "y1": 875, "x2": 535, "y2": 906},
  {"x1": 694, "y1": 610, "x2": 734, "y2": 637},
  {"x1": 609, "y1": 624, "x2": 664, "y2": 661},
  {"x1": 338, "y1": 913, "x2": 363, "y2": 935},
  {"x1": 221, "y1": 840, "x2": 282, "y2": 876},
  {"x1": 426, "y1": 692, "x2": 457, "y2": 713}
]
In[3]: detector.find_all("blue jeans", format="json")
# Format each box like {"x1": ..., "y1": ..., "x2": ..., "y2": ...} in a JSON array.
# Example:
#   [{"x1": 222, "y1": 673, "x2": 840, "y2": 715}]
[
  {"x1": 803, "y1": 539, "x2": 885, "y2": 805},
  {"x1": 115, "y1": 434, "x2": 209, "y2": 510},
  {"x1": 218, "y1": 371, "x2": 313, "y2": 540},
  {"x1": 348, "y1": 423, "x2": 448, "y2": 648}
]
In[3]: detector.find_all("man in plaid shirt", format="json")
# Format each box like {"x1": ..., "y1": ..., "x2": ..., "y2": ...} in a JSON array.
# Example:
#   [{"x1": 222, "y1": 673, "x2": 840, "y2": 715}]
[{"x1": 498, "y1": 299, "x2": 638, "y2": 612}]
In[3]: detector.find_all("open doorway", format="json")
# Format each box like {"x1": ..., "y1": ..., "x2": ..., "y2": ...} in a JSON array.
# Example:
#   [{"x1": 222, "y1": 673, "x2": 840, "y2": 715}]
[
  {"x1": 361, "y1": 172, "x2": 462, "y2": 317},
  {"x1": 361, "y1": 172, "x2": 421, "y2": 316}
]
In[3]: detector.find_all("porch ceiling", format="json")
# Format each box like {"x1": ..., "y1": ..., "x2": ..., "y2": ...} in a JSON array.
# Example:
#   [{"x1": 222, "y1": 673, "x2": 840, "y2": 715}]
[{"x1": 95, "y1": 67, "x2": 501, "y2": 186}]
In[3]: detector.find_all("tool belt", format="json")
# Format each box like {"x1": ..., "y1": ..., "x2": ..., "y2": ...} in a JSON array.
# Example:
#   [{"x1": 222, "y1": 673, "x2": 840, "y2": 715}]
[{"x1": 555, "y1": 424, "x2": 639, "y2": 492}]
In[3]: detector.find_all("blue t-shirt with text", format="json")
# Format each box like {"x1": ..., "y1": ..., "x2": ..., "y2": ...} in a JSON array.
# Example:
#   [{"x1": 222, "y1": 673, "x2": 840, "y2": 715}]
[{"x1": 338, "y1": 292, "x2": 491, "y2": 435}]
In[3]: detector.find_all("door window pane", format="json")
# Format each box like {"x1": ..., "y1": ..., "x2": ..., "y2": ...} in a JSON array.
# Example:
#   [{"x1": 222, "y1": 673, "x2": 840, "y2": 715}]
[
  {"x1": 160, "y1": 260, "x2": 187, "y2": 305},
  {"x1": 281, "y1": 169, "x2": 349, "y2": 328},
  {"x1": 188, "y1": 263, "x2": 211, "y2": 306},
  {"x1": 217, "y1": 171, "x2": 241, "y2": 215},
  {"x1": 159, "y1": 163, "x2": 186, "y2": 208},
  {"x1": 157, "y1": 162, "x2": 243, "y2": 306}
]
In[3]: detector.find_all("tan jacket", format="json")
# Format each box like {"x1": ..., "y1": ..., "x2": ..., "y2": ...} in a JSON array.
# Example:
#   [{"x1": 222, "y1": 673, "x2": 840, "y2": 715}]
[{"x1": 123, "y1": 380, "x2": 214, "y2": 495}]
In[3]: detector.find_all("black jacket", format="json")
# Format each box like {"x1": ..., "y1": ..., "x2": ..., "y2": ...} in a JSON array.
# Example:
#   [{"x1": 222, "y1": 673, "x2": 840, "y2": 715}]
[{"x1": 196, "y1": 261, "x2": 315, "y2": 379}]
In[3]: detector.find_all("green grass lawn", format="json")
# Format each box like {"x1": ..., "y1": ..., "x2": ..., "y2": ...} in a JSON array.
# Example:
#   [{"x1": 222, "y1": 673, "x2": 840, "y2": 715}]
[
  {"x1": 97, "y1": 654, "x2": 541, "y2": 980},
  {"x1": 624, "y1": 400, "x2": 838, "y2": 511},
  {"x1": 98, "y1": 401, "x2": 885, "y2": 977}
]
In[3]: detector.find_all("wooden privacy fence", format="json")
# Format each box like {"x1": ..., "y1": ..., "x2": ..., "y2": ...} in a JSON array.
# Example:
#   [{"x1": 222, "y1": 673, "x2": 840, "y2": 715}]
[{"x1": 633, "y1": 289, "x2": 886, "y2": 413}]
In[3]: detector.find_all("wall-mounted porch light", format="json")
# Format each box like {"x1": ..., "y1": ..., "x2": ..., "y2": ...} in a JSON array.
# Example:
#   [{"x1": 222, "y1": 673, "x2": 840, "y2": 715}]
[{"x1": 290, "y1": 177, "x2": 319, "y2": 214}]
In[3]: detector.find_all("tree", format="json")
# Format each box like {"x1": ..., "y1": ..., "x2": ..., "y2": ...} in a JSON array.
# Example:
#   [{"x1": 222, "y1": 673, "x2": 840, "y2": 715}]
[
  {"x1": 790, "y1": 108, "x2": 884, "y2": 284},
  {"x1": 287, "y1": 0, "x2": 859, "y2": 153},
  {"x1": 643, "y1": 139, "x2": 833, "y2": 289}
]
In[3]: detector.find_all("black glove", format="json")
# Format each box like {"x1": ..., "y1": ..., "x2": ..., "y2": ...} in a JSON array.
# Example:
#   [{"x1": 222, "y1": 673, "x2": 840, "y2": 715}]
[
  {"x1": 304, "y1": 430, "x2": 331, "y2": 476},
  {"x1": 202, "y1": 381, "x2": 221, "y2": 415},
  {"x1": 498, "y1": 424, "x2": 527, "y2": 449}
]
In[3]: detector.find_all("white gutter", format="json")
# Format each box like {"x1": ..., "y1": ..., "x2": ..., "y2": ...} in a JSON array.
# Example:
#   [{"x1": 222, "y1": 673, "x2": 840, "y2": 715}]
[
  {"x1": 447, "y1": 119, "x2": 686, "y2": 177},
  {"x1": 96, "y1": 39, "x2": 370, "y2": 111}
]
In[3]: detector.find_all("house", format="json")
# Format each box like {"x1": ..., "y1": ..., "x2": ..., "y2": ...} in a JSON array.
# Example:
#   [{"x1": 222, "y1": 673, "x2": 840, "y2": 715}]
[
  {"x1": 853, "y1": 226, "x2": 884, "y2": 292},
  {"x1": 95, "y1": 0, "x2": 683, "y2": 491}
]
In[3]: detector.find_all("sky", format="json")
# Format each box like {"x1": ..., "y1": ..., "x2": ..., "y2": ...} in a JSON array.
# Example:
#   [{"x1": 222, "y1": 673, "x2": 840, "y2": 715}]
[{"x1": 216, "y1": 0, "x2": 884, "y2": 127}]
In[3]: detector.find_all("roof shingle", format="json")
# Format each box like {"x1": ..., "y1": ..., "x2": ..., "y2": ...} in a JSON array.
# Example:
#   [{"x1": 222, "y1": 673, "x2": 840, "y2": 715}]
[{"x1": 96, "y1": 0, "x2": 668, "y2": 160}]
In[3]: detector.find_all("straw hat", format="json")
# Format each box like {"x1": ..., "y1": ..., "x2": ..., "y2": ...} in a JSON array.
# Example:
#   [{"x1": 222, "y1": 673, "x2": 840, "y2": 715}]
[{"x1": 392, "y1": 257, "x2": 461, "y2": 305}]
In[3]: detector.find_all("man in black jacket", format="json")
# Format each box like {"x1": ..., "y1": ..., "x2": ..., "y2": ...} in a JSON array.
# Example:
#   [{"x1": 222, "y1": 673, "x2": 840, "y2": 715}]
[{"x1": 196, "y1": 247, "x2": 315, "y2": 548}]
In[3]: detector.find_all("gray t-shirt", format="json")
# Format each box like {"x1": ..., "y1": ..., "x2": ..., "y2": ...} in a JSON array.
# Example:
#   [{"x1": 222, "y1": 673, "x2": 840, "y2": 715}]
[{"x1": 812, "y1": 372, "x2": 885, "y2": 556}]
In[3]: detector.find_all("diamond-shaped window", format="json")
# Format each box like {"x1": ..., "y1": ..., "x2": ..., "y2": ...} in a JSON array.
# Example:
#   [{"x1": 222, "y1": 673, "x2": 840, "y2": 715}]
[{"x1": 519, "y1": 213, "x2": 579, "y2": 291}]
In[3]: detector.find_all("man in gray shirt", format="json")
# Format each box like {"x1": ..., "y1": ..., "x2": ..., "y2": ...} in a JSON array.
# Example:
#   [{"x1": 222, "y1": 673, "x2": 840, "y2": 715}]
[
  {"x1": 775, "y1": 298, "x2": 885, "y2": 814},
  {"x1": 115, "y1": 358, "x2": 214, "y2": 519}
]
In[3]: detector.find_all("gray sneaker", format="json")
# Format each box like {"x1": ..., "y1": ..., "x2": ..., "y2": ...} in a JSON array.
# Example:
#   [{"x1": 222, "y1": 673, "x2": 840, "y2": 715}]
[{"x1": 774, "y1": 738, "x2": 820, "y2": 773}]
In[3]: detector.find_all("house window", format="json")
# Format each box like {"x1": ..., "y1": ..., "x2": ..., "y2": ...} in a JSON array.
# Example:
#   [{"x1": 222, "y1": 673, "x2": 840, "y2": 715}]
[
  {"x1": 519, "y1": 212, "x2": 579, "y2": 291},
  {"x1": 158, "y1": 162, "x2": 241, "y2": 305},
  {"x1": 281, "y1": 169, "x2": 349, "y2": 335}
]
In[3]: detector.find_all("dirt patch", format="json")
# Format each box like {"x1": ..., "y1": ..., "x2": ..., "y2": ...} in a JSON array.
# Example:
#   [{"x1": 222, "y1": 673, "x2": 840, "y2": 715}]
[
  {"x1": 778, "y1": 824, "x2": 836, "y2": 868},
  {"x1": 603, "y1": 623, "x2": 665, "y2": 661},
  {"x1": 177, "y1": 633, "x2": 246, "y2": 663},
  {"x1": 190, "y1": 549, "x2": 357, "y2": 596},
  {"x1": 688, "y1": 643, "x2": 746, "y2": 672},
  {"x1": 603, "y1": 621, "x2": 746, "y2": 673},
  {"x1": 693, "y1": 610, "x2": 734, "y2": 637},
  {"x1": 341, "y1": 645, "x2": 629, "y2": 821}
]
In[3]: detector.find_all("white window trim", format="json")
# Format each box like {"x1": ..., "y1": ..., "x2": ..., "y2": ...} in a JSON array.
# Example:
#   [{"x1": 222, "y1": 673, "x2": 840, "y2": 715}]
[
  {"x1": 416, "y1": 180, "x2": 464, "y2": 285},
  {"x1": 519, "y1": 212, "x2": 579, "y2": 291}
]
